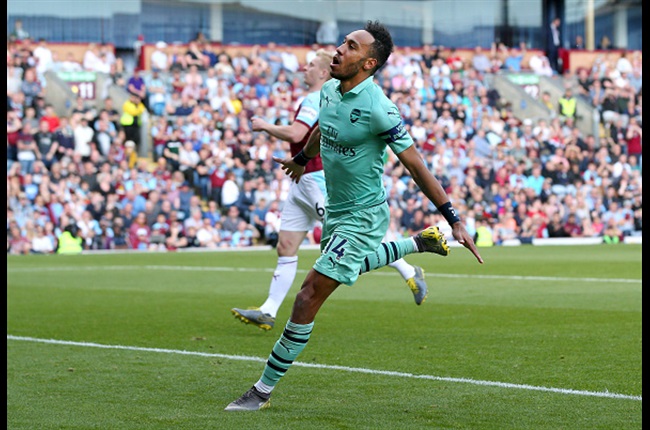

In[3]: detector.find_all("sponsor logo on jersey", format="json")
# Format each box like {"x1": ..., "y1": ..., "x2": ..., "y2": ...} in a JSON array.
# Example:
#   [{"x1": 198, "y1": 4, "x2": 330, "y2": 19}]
[{"x1": 299, "y1": 106, "x2": 318, "y2": 123}]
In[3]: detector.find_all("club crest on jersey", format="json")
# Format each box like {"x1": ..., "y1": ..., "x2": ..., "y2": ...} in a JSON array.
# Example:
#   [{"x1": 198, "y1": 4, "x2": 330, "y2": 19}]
[{"x1": 350, "y1": 108, "x2": 361, "y2": 123}]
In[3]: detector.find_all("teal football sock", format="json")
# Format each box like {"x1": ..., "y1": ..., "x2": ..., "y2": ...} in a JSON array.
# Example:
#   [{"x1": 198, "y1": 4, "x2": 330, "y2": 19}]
[
  {"x1": 359, "y1": 238, "x2": 417, "y2": 274},
  {"x1": 258, "y1": 320, "x2": 314, "y2": 390}
]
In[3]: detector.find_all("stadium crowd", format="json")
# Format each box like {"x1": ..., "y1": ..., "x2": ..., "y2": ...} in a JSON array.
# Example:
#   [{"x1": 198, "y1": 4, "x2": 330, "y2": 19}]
[{"x1": 6, "y1": 37, "x2": 642, "y2": 254}]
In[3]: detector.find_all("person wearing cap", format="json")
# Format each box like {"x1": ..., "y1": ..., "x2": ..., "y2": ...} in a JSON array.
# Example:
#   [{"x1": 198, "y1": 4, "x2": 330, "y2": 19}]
[{"x1": 151, "y1": 41, "x2": 169, "y2": 73}]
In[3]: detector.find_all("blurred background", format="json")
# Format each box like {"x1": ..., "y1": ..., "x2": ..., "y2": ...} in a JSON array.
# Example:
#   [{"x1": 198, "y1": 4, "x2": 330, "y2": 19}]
[{"x1": 6, "y1": 0, "x2": 642, "y2": 254}]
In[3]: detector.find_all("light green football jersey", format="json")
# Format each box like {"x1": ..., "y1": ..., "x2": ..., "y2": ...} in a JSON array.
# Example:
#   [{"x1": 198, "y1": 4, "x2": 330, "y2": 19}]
[{"x1": 318, "y1": 76, "x2": 413, "y2": 213}]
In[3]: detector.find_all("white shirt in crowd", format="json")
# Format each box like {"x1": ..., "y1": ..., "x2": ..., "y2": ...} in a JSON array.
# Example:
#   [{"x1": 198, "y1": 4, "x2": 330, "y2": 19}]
[
  {"x1": 221, "y1": 178, "x2": 240, "y2": 208},
  {"x1": 151, "y1": 42, "x2": 169, "y2": 71},
  {"x1": 74, "y1": 121, "x2": 94, "y2": 157},
  {"x1": 33, "y1": 43, "x2": 54, "y2": 75}
]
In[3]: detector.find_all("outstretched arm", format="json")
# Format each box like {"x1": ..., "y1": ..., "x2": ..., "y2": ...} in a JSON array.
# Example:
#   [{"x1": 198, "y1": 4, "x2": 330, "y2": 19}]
[
  {"x1": 396, "y1": 145, "x2": 484, "y2": 264},
  {"x1": 251, "y1": 117, "x2": 310, "y2": 144},
  {"x1": 272, "y1": 125, "x2": 321, "y2": 184}
]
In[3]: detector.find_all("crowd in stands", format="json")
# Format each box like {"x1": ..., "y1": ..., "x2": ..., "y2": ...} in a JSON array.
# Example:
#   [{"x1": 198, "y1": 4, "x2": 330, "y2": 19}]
[{"x1": 6, "y1": 35, "x2": 642, "y2": 254}]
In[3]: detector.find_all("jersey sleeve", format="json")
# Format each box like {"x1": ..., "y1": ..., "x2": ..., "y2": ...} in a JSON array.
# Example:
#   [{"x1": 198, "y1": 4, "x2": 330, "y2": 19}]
[
  {"x1": 294, "y1": 92, "x2": 319, "y2": 128},
  {"x1": 371, "y1": 99, "x2": 413, "y2": 155}
]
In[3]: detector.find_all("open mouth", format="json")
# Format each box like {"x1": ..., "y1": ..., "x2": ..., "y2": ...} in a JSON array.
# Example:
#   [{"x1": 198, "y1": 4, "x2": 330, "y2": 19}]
[{"x1": 331, "y1": 56, "x2": 341, "y2": 67}]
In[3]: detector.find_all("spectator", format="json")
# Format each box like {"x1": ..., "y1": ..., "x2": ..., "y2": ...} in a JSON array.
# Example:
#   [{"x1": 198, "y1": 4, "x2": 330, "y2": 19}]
[
  {"x1": 597, "y1": 35, "x2": 612, "y2": 50},
  {"x1": 146, "y1": 70, "x2": 169, "y2": 117},
  {"x1": 196, "y1": 217, "x2": 220, "y2": 248},
  {"x1": 572, "y1": 35, "x2": 585, "y2": 50},
  {"x1": 221, "y1": 171, "x2": 240, "y2": 209},
  {"x1": 280, "y1": 46, "x2": 300, "y2": 74},
  {"x1": 222, "y1": 205, "x2": 244, "y2": 235},
  {"x1": 33, "y1": 119, "x2": 58, "y2": 169},
  {"x1": 474, "y1": 218, "x2": 496, "y2": 247},
  {"x1": 165, "y1": 216, "x2": 188, "y2": 250},
  {"x1": 21, "y1": 67, "x2": 44, "y2": 109},
  {"x1": 120, "y1": 93, "x2": 146, "y2": 149},
  {"x1": 230, "y1": 219, "x2": 259, "y2": 247},
  {"x1": 471, "y1": 45, "x2": 491, "y2": 74},
  {"x1": 558, "y1": 87, "x2": 578, "y2": 121},
  {"x1": 203, "y1": 200, "x2": 222, "y2": 225},
  {"x1": 547, "y1": 17, "x2": 563, "y2": 73},
  {"x1": 56, "y1": 223, "x2": 83, "y2": 254},
  {"x1": 128, "y1": 211, "x2": 152, "y2": 250},
  {"x1": 503, "y1": 45, "x2": 525, "y2": 73},
  {"x1": 126, "y1": 68, "x2": 147, "y2": 103},
  {"x1": 201, "y1": 42, "x2": 220, "y2": 68},
  {"x1": 215, "y1": 53, "x2": 235, "y2": 81},
  {"x1": 9, "y1": 19, "x2": 30, "y2": 42},
  {"x1": 178, "y1": 140, "x2": 200, "y2": 184},
  {"x1": 32, "y1": 38, "x2": 54, "y2": 82},
  {"x1": 185, "y1": 40, "x2": 209, "y2": 71},
  {"x1": 529, "y1": 53, "x2": 554, "y2": 77},
  {"x1": 602, "y1": 218, "x2": 623, "y2": 244},
  {"x1": 563, "y1": 213, "x2": 583, "y2": 237},
  {"x1": 316, "y1": 20, "x2": 338, "y2": 45},
  {"x1": 82, "y1": 43, "x2": 106, "y2": 73},
  {"x1": 261, "y1": 42, "x2": 283, "y2": 79},
  {"x1": 16, "y1": 122, "x2": 39, "y2": 174},
  {"x1": 7, "y1": 111, "x2": 23, "y2": 168},
  {"x1": 151, "y1": 41, "x2": 169, "y2": 72},
  {"x1": 624, "y1": 116, "x2": 642, "y2": 162}
]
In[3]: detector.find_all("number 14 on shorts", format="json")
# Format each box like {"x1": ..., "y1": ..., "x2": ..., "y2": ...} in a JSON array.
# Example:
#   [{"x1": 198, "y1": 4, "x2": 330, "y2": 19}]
[{"x1": 323, "y1": 234, "x2": 347, "y2": 262}]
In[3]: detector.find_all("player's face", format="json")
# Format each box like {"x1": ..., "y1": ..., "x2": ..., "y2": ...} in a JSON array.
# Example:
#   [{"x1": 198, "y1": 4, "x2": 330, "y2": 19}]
[
  {"x1": 330, "y1": 30, "x2": 375, "y2": 80},
  {"x1": 303, "y1": 57, "x2": 327, "y2": 88}
]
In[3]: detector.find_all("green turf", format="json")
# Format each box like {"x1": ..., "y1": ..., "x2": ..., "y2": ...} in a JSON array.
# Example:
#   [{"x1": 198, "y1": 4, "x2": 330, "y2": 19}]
[{"x1": 7, "y1": 244, "x2": 642, "y2": 429}]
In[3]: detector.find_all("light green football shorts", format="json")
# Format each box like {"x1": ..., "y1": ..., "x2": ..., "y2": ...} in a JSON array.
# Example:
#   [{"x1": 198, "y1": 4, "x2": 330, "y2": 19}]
[{"x1": 313, "y1": 202, "x2": 389, "y2": 286}]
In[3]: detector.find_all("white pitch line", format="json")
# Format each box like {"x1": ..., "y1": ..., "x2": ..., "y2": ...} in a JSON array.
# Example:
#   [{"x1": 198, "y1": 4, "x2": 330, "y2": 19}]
[
  {"x1": 6, "y1": 265, "x2": 642, "y2": 284},
  {"x1": 6, "y1": 335, "x2": 641, "y2": 402}
]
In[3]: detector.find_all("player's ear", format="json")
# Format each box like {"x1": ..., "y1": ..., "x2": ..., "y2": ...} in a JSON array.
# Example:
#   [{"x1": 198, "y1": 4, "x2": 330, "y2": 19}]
[{"x1": 364, "y1": 58, "x2": 377, "y2": 71}]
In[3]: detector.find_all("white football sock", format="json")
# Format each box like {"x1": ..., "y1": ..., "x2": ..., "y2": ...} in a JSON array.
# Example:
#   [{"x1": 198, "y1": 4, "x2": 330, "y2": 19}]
[
  {"x1": 388, "y1": 258, "x2": 416, "y2": 280},
  {"x1": 259, "y1": 256, "x2": 298, "y2": 318}
]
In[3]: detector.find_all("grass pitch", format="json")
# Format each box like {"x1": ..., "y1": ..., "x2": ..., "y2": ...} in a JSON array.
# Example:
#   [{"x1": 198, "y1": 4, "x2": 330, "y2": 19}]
[{"x1": 7, "y1": 244, "x2": 642, "y2": 429}]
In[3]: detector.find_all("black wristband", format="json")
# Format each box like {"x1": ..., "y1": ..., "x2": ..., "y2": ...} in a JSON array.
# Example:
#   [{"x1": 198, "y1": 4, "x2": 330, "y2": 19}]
[
  {"x1": 438, "y1": 201, "x2": 460, "y2": 225},
  {"x1": 293, "y1": 150, "x2": 313, "y2": 167}
]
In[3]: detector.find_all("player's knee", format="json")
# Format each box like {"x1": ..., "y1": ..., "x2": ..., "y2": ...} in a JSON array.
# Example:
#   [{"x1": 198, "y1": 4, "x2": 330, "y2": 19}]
[
  {"x1": 293, "y1": 283, "x2": 317, "y2": 312},
  {"x1": 276, "y1": 237, "x2": 300, "y2": 256}
]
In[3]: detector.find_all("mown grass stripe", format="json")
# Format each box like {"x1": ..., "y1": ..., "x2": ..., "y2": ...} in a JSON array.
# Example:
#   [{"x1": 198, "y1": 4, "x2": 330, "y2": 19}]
[
  {"x1": 7, "y1": 265, "x2": 641, "y2": 284},
  {"x1": 7, "y1": 335, "x2": 641, "y2": 402}
]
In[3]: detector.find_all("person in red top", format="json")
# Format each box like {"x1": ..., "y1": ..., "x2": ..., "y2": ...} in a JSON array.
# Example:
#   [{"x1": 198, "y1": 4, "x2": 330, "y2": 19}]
[
  {"x1": 40, "y1": 104, "x2": 60, "y2": 132},
  {"x1": 445, "y1": 47, "x2": 464, "y2": 73},
  {"x1": 563, "y1": 213, "x2": 583, "y2": 237},
  {"x1": 625, "y1": 116, "x2": 642, "y2": 160},
  {"x1": 128, "y1": 211, "x2": 151, "y2": 250}
]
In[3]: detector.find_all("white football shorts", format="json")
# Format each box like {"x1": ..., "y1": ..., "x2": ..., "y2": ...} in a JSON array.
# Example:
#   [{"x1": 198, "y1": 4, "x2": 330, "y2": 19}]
[{"x1": 280, "y1": 170, "x2": 327, "y2": 232}]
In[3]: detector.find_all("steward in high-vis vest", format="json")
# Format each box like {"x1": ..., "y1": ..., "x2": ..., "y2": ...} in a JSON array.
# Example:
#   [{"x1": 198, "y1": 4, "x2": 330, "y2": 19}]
[
  {"x1": 56, "y1": 224, "x2": 83, "y2": 254},
  {"x1": 474, "y1": 220, "x2": 495, "y2": 247},
  {"x1": 558, "y1": 88, "x2": 577, "y2": 120},
  {"x1": 121, "y1": 93, "x2": 146, "y2": 148}
]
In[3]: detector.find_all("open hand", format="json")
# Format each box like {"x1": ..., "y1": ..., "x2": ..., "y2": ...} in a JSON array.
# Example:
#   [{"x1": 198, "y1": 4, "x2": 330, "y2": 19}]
[
  {"x1": 273, "y1": 156, "x2": 305, "y2": 183},
  {"x1": 451, "y1": 223, "x2": 484, "y2": 264}
]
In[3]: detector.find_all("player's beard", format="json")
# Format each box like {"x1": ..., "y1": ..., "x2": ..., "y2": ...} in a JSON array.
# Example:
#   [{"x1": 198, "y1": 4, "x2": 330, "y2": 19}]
[{"x1": 330, "y1": 57, "x2": 366, "y2": 81}]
